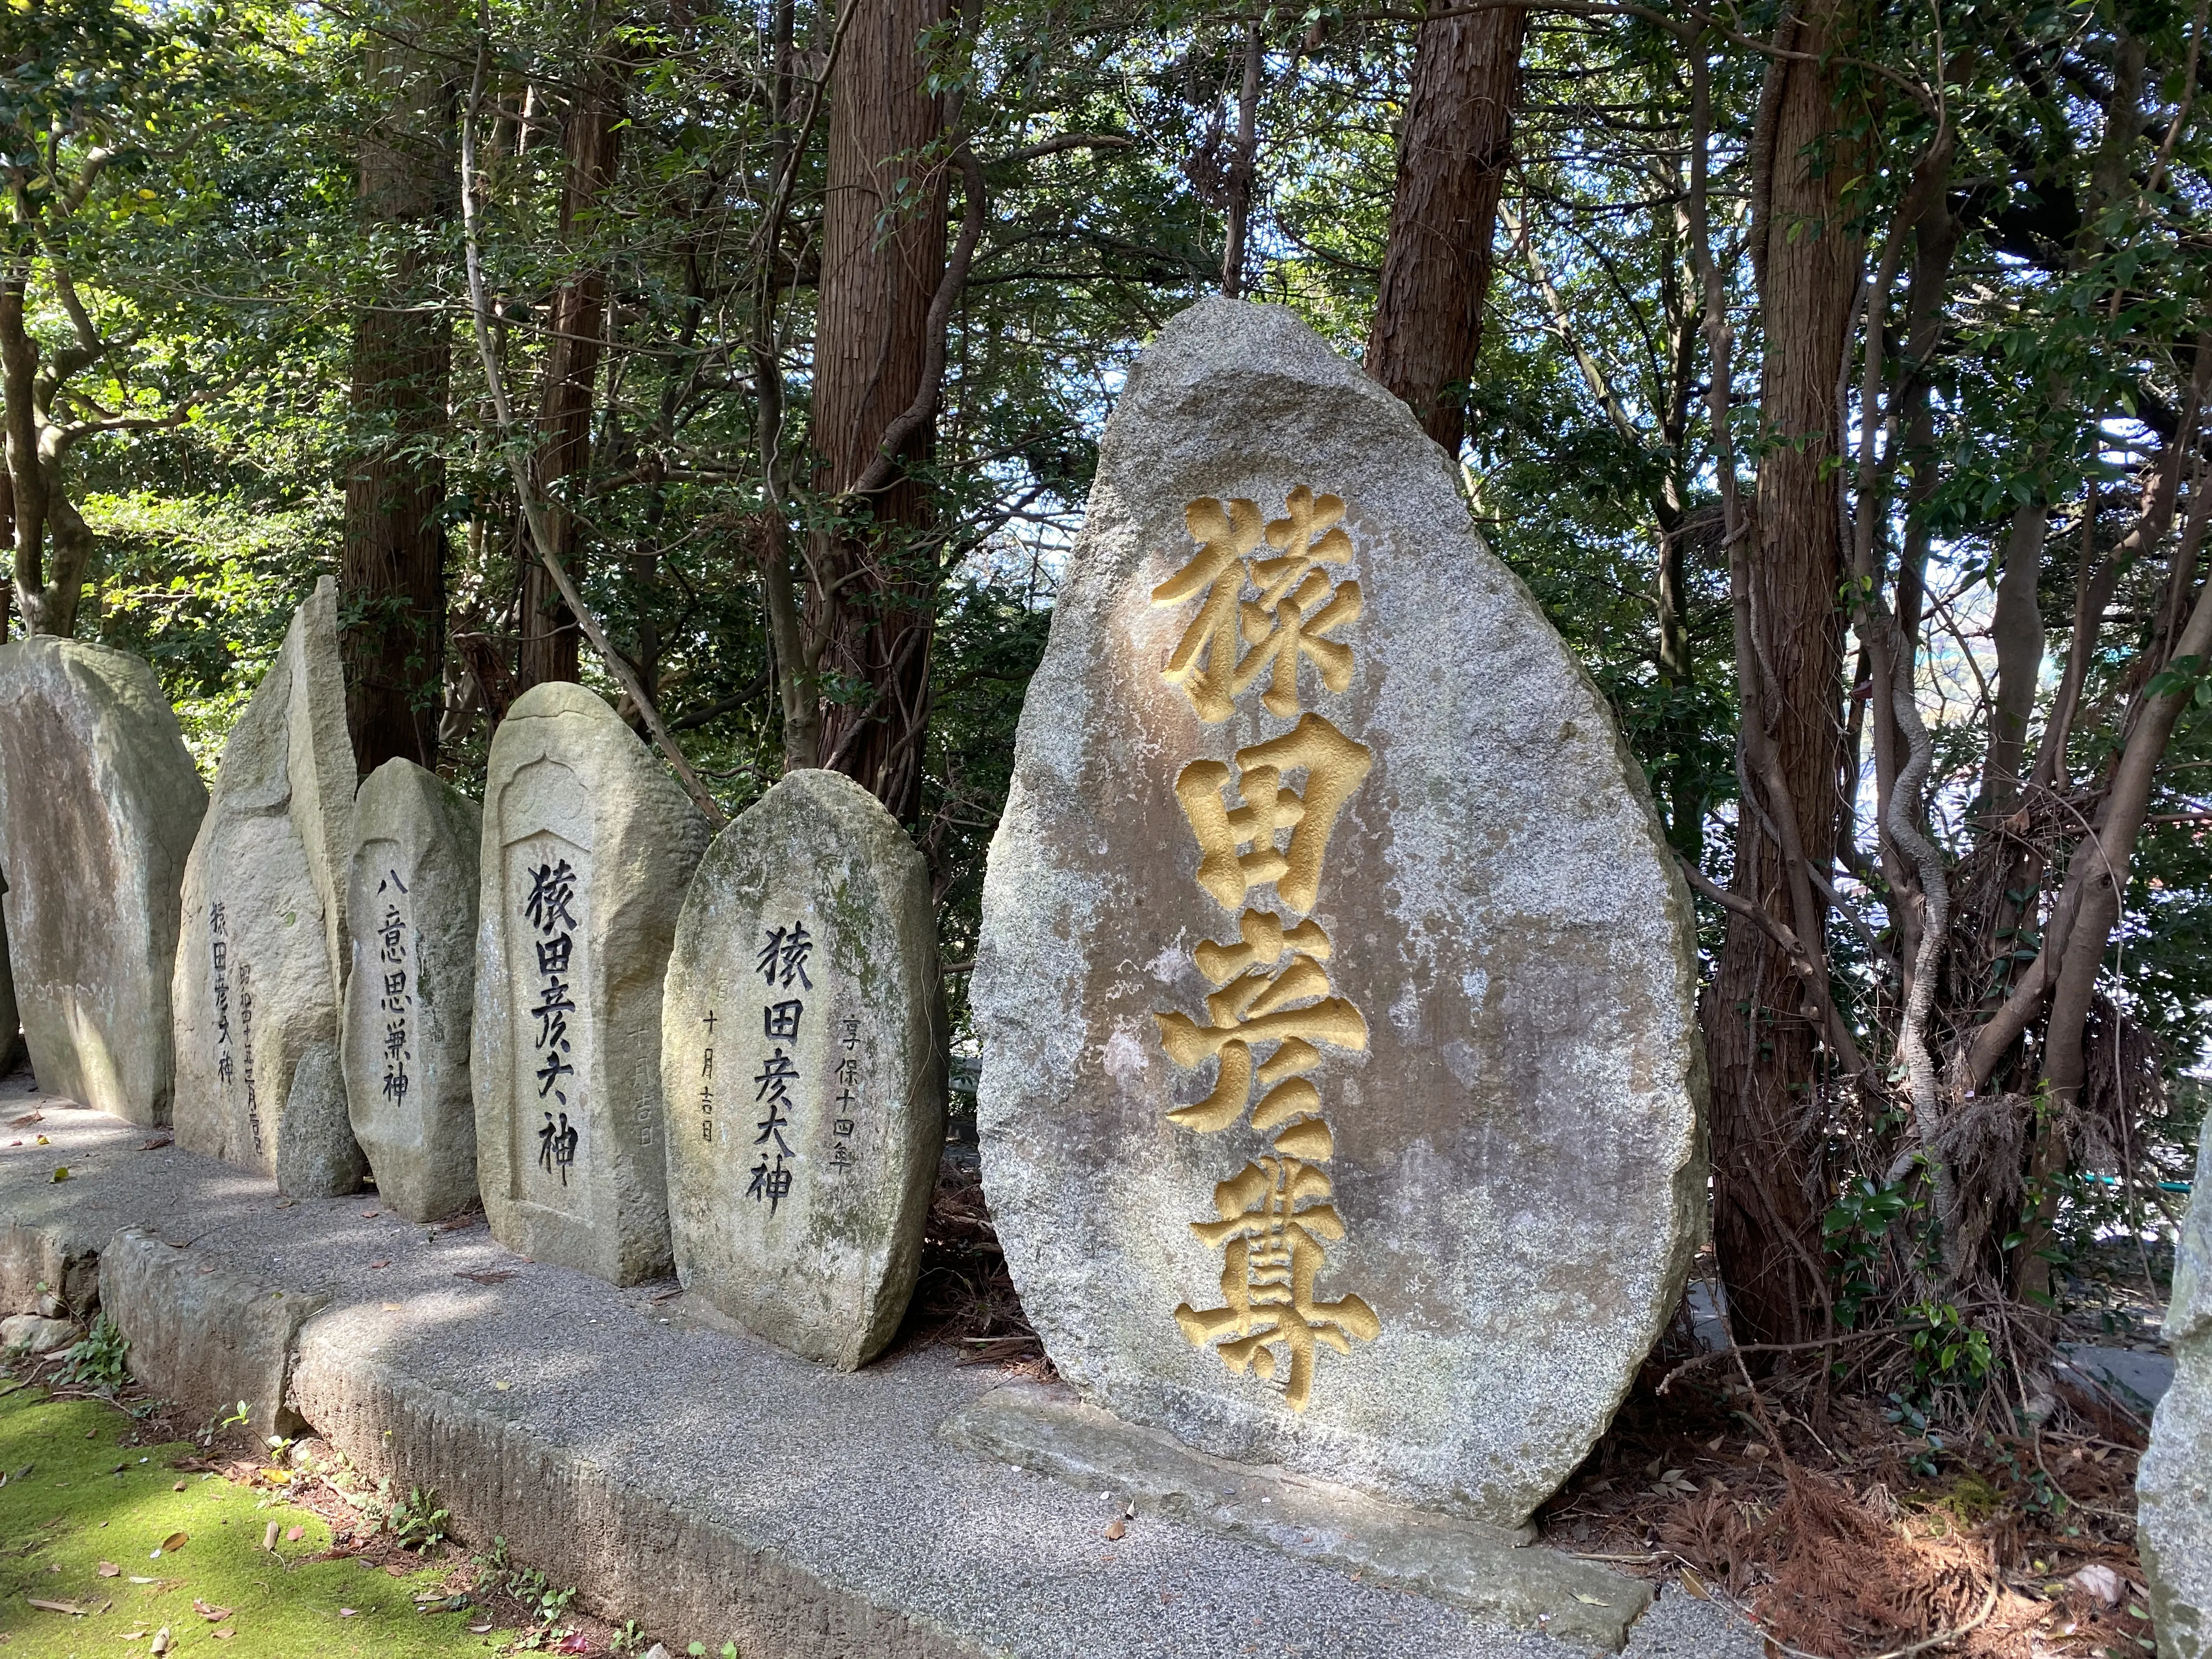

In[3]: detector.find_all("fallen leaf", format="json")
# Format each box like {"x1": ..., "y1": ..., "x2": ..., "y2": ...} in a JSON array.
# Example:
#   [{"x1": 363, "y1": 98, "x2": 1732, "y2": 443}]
[
  {"x1": 554, "y1": 1634, "x2": 591, "y2": 1655},
  {"x1": 455, "y1": 1269, "x2": 516, "y2": 1285},
  {"x1": 140, "y1": 1137, "x2": 172, "y2": 1151},
  {"x1": 263, "y1": 1522, "x2": 279, "y2": 1551},
  {"x1": 260, "y1": 1468, "x2": 292, "y2": 1484},
  {"x1": 1679, "y1": 1566, "x2": 1710, "y2": 1601},
  {"x1": 171, "y1": 1481, "x2": 187, "y2": 1491},
  {"x1": 212, "y1": 1626, "x2": 236, "y2": 1639},
  {"x1": 338, "y1": 1607, "x2": 358, "y2": 1618},
  {"x1": 285, "y1": 1526, "x2": 304, "y2": 1542},
  {"x1": 121, "y1": 1630, "x2": 147, "y2": 1640},
  {"x1": 160, "y1": 1532, "x2": 188, "y2": 1553},
  {"x1": 366, "y1": 1259, "x2": 390, "y2": 1269},
  {"x1": 1103, "y1": 1516, "x2": 1126, "y2": 1541},
  {"x1": 195, "y1": 1598, "x2": 234, "y2": 1620},
  {"x1": 468, "y1": 1617, "x2": 495, "y2": 1634},
  {"x1": 27, "y1": 1598, "x2": 89, "y2": 1615},
  {"x1": 362, "y1": 1210, "x2": 380, "y2": 1219},
  {"x1": 49, "y1": 1165, "x2": 68, "y2": 1181},
  {"x1": 384, "y1": 1562, "x2": 410, "y2": 1577},
  {"x1": 1574, "y1": 1593, "x2": 1604, "y2": 1605},
  {"x1": 150, "y1": 1627, "x2": 172, "y2": 1655},
  {"x1": 98, "y1": 1561, "x2": 121, "y2": 1577},
  {"x1": 8, "y1": 1110, "x2": 42, "y2": 1126}
]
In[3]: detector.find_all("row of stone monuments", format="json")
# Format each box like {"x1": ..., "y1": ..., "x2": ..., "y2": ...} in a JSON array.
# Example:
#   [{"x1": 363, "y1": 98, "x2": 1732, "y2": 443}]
[
  {"x1": 0, "y1": 579, "x2": 944, "y2": 1370},
  {"x1": 3, "y1": 300, "x2": 1724, "y2": 1537}
]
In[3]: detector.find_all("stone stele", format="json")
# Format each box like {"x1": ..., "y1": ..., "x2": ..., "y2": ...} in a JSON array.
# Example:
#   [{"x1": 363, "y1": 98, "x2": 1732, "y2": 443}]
[
  {"x1": 0, "y1": 638, "x2": 205, "y2": 1122},
  {"x1": 344, "y1": 758, "x2": 484, "y2": 1222},
  {"x1": 473, "y1": 682, "x2": 708, "y2": 1286},
  {"x1": 662, "y1": 768, "x2": 946, "y2": 1370},
  {"x1": 972, "y1": 297, "x2": 1705, "y2": 1528},
  {"x1": 172, "y1": 577, "x2": 368, "y2": 1196},
  {"x1": 2141, "y1": 1130, "x2": 2212, "y2": 1657}
]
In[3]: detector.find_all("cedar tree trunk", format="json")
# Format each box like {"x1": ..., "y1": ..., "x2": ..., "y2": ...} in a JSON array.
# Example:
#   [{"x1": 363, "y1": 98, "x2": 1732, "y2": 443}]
[
  {"x1": 517, "y1": 58, "x2": 626, "y2": 691},
  {"x1": 809, "y1": 0, "x2": 951, "y2": 823},
  {"x1": 341, "y1": 35, "x2": 455, "y2": 771},
  {"x1": 1363, "y1": 5, "x2": 1529, "y2": 453},
  {"x1": 1707, "y1": 0, "x2": 1860, "y2": 1350}
]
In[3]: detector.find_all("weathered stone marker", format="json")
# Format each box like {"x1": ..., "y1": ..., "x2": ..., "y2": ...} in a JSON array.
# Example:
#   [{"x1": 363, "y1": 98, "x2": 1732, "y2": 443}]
[
  {"x1": 173, "y1": 579, "x2": 367, "y2": 1194},
  {"x1": 474, "y1": 682, "x2": 708, "y2": 1285},
  {"x1": 2141, "y1": 1131, "x2": 2211, "y2": 1657},
  {"x1": 344, "y1": 758, "x2": 483, "y2": 1221},
  {"x1": 973, "y1": 298, "x2": 1704, "y2": 1528},
  {"x1": 0, "y1": 639, "x2": 205, "y2": 1122},
  {"x1": 662, "y1": 769, "x2": 945, "y2": 1369}
]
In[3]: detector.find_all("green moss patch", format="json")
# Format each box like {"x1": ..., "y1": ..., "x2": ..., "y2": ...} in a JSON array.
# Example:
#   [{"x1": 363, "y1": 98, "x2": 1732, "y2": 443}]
[{"x1": 0, "y1": 1384, "x2": 520, "y2": 1657}]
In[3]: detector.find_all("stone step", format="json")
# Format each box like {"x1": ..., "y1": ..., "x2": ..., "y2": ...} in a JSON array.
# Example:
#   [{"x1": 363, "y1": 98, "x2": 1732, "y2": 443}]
[{"x1": 0, "y1": 1079, "x2": 1761, "y2": 1659}]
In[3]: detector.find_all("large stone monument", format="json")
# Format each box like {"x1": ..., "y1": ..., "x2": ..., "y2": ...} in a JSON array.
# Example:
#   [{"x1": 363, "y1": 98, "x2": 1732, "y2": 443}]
[
  {"x1": 0, "y1": 638, "x2": 207, "y2": 1121},
  {"x1": 662, "y1": 769, "x2": 945, "y2": 1369},
  {"x1": 344, "y1": 759, "x2": 483, "y2": 1222},
  {"x1": 474, "y1": 682, "x2": 708, "y2": 1285},
  {"x1": 173, "y1": 578, "x2": 367, "y2": 1195},
  {"x1": 2142, "y1": 1131, "x2": 2211, "y2": 1657},
  {"x1": 972, "y1": 298, "x2": 1705, "y2": 1528}
]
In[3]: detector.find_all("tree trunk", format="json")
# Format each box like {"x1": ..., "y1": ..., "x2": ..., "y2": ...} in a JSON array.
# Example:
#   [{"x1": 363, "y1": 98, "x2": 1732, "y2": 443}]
[
  {"x1": 1219, "y1": 19, "x2": 1262, "y2": 298},
  {"x1": 809, "y1": 0, "x2": 951, "y2": 823},
  {"x1": 341, "y1": 31, "x2": 455, "y2": 772},
  {"x1": 1981, "y1": 498, "x2": 2051, "y2": 819},
  {"x1": 1362, "y1": 4, "x2": 1529, "y2": 454},
  {"x1": 517, "y1": 52, "x2": 627, "y2": 691},
  {"x1": 1707, "y1": 0, "x2": 1860, "y2": 1351}
]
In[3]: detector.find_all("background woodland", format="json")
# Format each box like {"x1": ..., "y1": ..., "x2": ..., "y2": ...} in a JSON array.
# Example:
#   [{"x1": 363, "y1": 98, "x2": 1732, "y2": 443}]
[{"x1": 5, "y1": 0, "x2": 2211, "y2": 1436}]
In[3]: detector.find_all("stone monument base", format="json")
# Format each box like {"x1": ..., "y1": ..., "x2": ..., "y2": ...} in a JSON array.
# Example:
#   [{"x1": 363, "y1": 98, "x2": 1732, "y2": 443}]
[
  {"x1": 942, "y1": 1380, "x2": 1645, "y2": 1648},
  {"x1": 0, "y1": 1063, "x2": 1757, "y2": 1659}
]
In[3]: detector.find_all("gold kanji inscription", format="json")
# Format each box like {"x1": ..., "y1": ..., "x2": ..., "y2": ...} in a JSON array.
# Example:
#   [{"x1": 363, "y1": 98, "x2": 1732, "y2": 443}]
[
  {"x1": 1154, "y1": 497, "x2": 1265, "y2": 724},
  {"x1": 1172, "y1": 714, "x2": 1371, "y2": 916},
  {"x1": 1171, "y1": 1155, "x2": 1382, "y2": 1413},
  {"x1": 1150, "y1": 483, "x2": 1381, "y2": 1413}
]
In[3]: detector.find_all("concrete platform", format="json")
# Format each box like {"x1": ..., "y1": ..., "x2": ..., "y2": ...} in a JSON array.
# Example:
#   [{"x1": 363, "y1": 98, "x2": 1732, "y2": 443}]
[{"x1": 0, "y1": 1066, "x2": 1760, "y2": 1658}]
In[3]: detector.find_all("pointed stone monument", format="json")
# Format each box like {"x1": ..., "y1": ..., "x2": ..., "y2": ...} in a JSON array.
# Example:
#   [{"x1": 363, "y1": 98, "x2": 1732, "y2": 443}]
[
  {"x1": 662, "y1": 769, "x2": 946, "y2": 1369},
  {"x1": 344, "y1": 758, "x2": 483, "y2": 1222},
  {"x1": 972, "y1": 299, "x2": 1705, "y2": 1528},
  {"x1": 473, "y1": 682, "x2": 708, "y2": 1286},
  {"x1": 0, "y1": 638, "x2": 205, "y2": 1121},
  {"x1": 173, "y1": 577, "x2": 368, "y2": 1195},
  {"x1": 2141, "y1": 1132, "x2": 2212, "y2": 1657}
]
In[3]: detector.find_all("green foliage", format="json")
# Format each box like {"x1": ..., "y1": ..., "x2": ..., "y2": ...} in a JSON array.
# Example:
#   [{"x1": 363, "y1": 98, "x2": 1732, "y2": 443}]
[
  {"x1": 53, "y1": 1314, "x2": 129, "y2": 1394},
  {"x1": 386, "y1": 1483, "x2": 453, "y2": 1551}
]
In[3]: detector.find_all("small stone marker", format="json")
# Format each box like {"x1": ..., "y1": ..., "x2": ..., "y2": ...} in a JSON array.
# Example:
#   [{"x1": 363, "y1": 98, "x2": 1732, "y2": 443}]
[
  {"x1": 343, "y1": 758, "x2": 483, "y2": 1222},
  {"x1": 2141, "y1": 1131, "x2": 2212, "y2": 1655},
  {"x1": 172, "y1": 578, "x2": 367, "y2": 1194},
  {"x1": 973, "y1": 298, "x2": 1704, "y2": 1527},
  {"x1": 0, "y1": 638, "x2": 207, "y2": 1122},
  {"x1": 662, "y1": 769, "x2": 946, "y2": 1370},
  {"x1": 473, "y1": 682, "x2": 708, "y2": 1285}
]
